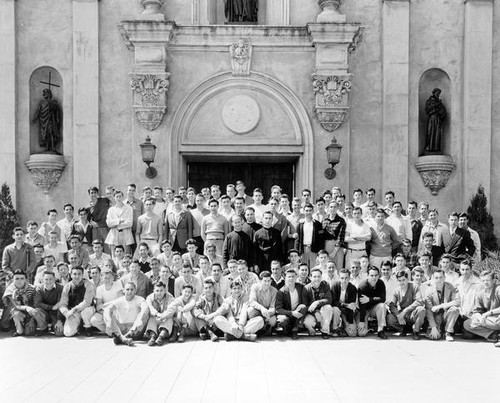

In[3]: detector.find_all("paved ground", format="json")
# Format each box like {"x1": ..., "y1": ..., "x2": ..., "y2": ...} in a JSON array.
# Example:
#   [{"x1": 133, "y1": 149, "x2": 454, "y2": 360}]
[{"x1": 1, "y1": 332, "x2": 498, "y2": 403}]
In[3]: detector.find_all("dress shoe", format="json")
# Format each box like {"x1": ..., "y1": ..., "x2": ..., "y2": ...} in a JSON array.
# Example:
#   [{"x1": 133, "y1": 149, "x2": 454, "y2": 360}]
[
  {"x1": 445, "y1": 332, "x2": 454, "y2": 342},
  {"x1": 148, "y1": 335, "x2": 157, "y2": 346},
  {"x1": 242, "y1": 333, "x2": 257, "y2": 342},
  {"x1": 321, "y1": 332, "x2": 330, "y2": 340},
  {"x1": 291, "y1": 331, "x2": 299, "y2": 340},
  {"x1": 412, "y1": 332, "x2": 421, "y2": 341},
  {"x1": 377, "y1": 331, "x2": 388, "y2": 340}
]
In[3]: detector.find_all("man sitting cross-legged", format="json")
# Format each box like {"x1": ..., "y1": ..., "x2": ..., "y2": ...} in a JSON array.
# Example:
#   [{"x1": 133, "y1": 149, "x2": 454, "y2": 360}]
[
  {"x1": 59, "y1": 266, "x2": 95, "y2": 337},
  {"x1": 103, "y1": 281, "x2": 148, "y2": 346},
  {"x1": 303, "y1": 268, "x2": 334, "y2": 339},
  {"x1": 357, "y1": 267, "x2": 388, "y2": 339},
  {"x1": 34, "y1": 270, "x2": 64, "y2": 336},
  {"x1": 463, "y1": 270, "x2": 500, "y2": 346},
  {"x1": 386, "y1": 271, "x2": 425, "y2": 340},
  {"x1": 247, "y1": 271, "x2": 278, "y2": 336},
  {"x1": 425, "y1": 269, "x2": 460, "y2": 341},
  {"x1": 213, "y1": 279, "x2": 264, "y2": 342},
  {"x1": 167, "y1": 284, "x2": 198, "y2": 343},
  {"x1": 193, "y1": 278, "x2": 225, "y2": 342},
  {"x1": 276, "y1": 269, "x2": 307, "y2": 339},
  {"x1": 2, "y1": 270, "x2": 37, "y2": 337},
  {"x1": 331, "y1": 268, "x2": 358, "y2": 337},
  {"x1": 145, "y1": 281, "x2": 175, "y2": 346}
]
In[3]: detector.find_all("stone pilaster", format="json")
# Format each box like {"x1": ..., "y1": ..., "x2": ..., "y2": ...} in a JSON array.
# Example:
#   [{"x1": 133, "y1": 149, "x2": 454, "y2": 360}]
[
  {"x1": 72, "y1": 0, "x2": 100, "y2": 203},
  {"x1": 266, "y1": 0, "x2": 290, "y2": 25},
  {"x1": 307, "y1": 21, "x2": 363, "y2": 189},
  {"x1": 382, "y1": 0, "x2": 410, "y2": 200},
  {"x1": 463, "y1": 0, "x2": 493, "y2": 202},
  {"x1": 0, "y1": 0, "x2": 16, "y2": 204}
]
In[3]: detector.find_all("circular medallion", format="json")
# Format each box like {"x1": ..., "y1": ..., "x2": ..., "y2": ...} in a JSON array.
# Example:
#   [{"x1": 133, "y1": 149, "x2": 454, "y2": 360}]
[{"x1": 221, "y1": 95, "x2": 260, "y2": 134}]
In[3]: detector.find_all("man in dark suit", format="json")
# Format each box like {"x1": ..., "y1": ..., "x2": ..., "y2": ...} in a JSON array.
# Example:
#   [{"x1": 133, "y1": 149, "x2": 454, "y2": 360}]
[
  {"x1": 164, "y1": 195, "x2": 194, "y2": 253},
  {"x1": 254, "y1": 211, "x2": 284, "y2": 272},
  {"x1": 295, "y1": 203, "x2": 324, "y2": 268},
  {"x1": 276, "y1": 269, "x2": 307, "y2": 339},
  {"x1": 331, "y1": 268, "x2": 358, "y2": 337},
  {"x1": 446, "y1": 212, "x2": 475, "y2": 265}
]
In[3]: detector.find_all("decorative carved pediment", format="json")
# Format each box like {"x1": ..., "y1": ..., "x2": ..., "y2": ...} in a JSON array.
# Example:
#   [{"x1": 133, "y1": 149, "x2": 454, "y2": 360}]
[
  {"x1": 25, "y1": 154, "x2": 66, "y2": 194},
  {"x1": 130, "y1": 73, "x2": 170, "y2": 131},
  {"x1": 415, "y1": 155, "x2": 455, "y2": 195},
  {"x1": 229, "y1": 39, "x2": 252, "y2": 77}
]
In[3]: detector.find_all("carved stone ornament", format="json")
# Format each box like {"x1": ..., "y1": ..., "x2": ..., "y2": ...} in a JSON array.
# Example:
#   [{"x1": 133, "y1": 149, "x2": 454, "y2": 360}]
[
  {"x1": 415, "y1": 155, "x2": 455, "y2": 196},
  {"x1": 317, "y1": 0, "x2": 346, "y2": 23},
  {"x1": 229, "y1": 39, "x2": 252, "y2": 77},
  {"x1": 141, "y1": 0, "x2": 164, "y2": 15},
  {"x1": 313, "y1": 75, "x2": 351, "y2": 107},
  {"x1": 130, "y1": 73, "x2": 170, "y2": 131},
  {"x1": 314, "y1": 106, "x2": 349, "y2": 131},
  {"x1": 25, "y1": 154, "x2": 66, "y2": 194}
]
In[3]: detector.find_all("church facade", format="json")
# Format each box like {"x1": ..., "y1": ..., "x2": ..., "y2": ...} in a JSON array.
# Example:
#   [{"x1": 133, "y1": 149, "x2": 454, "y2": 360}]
[{"x1": 0, "y1": 0, "x2": 498, "y2": 229}]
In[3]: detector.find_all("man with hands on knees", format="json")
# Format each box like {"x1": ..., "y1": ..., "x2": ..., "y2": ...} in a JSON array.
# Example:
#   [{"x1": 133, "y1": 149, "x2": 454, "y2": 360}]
[
  {"x1": 247, "y1": 271, "x2": 277, "y2": 336},
  {"x1": 34, "y1": 270, "x2": 64, "y2": 336},
  {"x1": 59, "y1": 266, "x2": 95, "y2": 337},
  {"x1": 276, "y1": 269, "x2": 307, "y2": 339},
  {"x1": 303, "y1": 268, "x2": 334, "y2": 339},
  {"x1": 145, "y1": 281, "x2": 175, "y2": 346},
  {"x1": 331, "y1": 268, "x2": 358, "y2": 337},
  {"x1": 425, "y1": 269, "x2": 460, "y2": 341},
  {"x1": 357, "y1": 267, "x2": 388, "y2": 339}
]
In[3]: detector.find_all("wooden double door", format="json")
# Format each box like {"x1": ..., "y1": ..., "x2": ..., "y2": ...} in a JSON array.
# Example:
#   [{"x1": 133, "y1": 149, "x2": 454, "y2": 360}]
[{"x1": 187, "y1": 161, "x2": 295, "y2": 200}]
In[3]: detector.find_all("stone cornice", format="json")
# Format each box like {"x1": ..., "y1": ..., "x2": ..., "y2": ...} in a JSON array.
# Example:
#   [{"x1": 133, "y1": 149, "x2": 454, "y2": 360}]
[{"x1": 464, "y1": 0, "x2": 494, "y2": 3}]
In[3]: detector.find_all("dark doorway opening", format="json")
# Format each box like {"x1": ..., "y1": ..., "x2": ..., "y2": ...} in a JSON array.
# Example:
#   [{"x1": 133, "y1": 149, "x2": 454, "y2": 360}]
[{"x1": 187, "y1": 160, "x2": 296, "y2": 200}]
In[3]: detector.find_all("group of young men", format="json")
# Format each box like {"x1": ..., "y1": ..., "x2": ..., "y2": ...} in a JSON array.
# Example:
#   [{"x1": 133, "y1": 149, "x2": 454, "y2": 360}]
[{"x1": 1, "y1": 183, "x2": 499, "y2": 347}]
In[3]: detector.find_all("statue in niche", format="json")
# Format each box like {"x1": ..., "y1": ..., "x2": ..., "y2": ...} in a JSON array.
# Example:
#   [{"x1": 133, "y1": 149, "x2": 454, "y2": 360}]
[
  {"x1": 32, "y1": 88, "x2": 61, "y2": 153},
  {"x1": 424, "y1": 88, "x2": 447, "y2": 153},
  {"x1": 225, "y1": 0, "x2": 258, "y2": 23}
]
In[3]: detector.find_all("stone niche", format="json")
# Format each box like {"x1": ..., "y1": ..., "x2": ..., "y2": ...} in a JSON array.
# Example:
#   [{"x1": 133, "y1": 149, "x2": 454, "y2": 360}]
[
  {"x1": 26, "y1": 66, "x2": 66, "y2": 194},
  {"x1": 418, "y1": 68, "x2": 451, "y2": 156},
  {"x1": 415, "y1": 68, "x2": 454, "y2": 196}
]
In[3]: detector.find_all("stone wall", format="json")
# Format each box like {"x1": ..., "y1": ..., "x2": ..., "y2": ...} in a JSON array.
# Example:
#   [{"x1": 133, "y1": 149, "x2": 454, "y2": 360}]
[{"x1": 10, "y1": 0, "x2": 500, "y2": 234}]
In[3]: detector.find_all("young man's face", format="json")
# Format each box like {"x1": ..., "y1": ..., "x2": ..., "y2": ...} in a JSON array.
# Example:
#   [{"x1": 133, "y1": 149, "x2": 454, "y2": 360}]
[
  {"x1": 173, "y1": 197, "x2": 182, "y2": 209},
  {"x1": 71, "y1": 269, "x2": 84, "y2": 283},
  {"x1": 129, "y1": 263, "x2": 140, "y2": 275},
  {"x1": 269, "y1": 199, "x2": 279, "y2": 212},
  {"x1": 292, "y1": 200, "x2": 301, "y2": 212},
  {"x1": 69, "y1": 239, "x2": 80, "y2": 250},
  {"x1": 91, "y1": 268, "x2": 100, "y2": 279},
  {"x1": 181, "y1": 267, "x2": 192, "y2": 280},
  {"x1": 302, "y1": 191, "x2": 311, "y2": 203},
  {"x1": 381, "y1": 266, "x2": 391, "y2": 278},
  {"x1": 28, "y1": 225, "x2": 38, "y2": 236},
  {"x1": 48, "y1": 212, "x2": 57, "y2": 223},
  {"x1": 13, "y1": 274, "x2": 27, "y2": 289},
  {"x1": 227, "y1": 262, "x2": 237, "y2": 275},
  {"x1": 397, "y1": 276, "x2": 408, "y2": 288},
  {"x1": 271, "y1": 263, "x2": 281, "y2": 277},
  {"x1": 253, "y1": 192, "x2": 263, "y2": 203},
  {"x1": 221, "y1": 198, "x2": 231, "y2": 209},
  {"x1": 234, "y1": 199, "x2": 244, "y2": 212},
  {"x1": 93, "y1": 243, "x2": 103, "y2": 254},
  {"x1": 304, "y1": 206, "x2": 313, "y2": 218},
  {"x1": 385, "y1": 193, "x2": 394, "y2": 205},
  {"x1": 49, "y1": 234, "x2": 58, "y2": 244},
  {"x1": 58, "y1": 264, "x2": 69, "y2": 277},
  {"x1": 124, "y1": 284, "x2": 136, "y2": 299},
  {"x1": 261, "y1": 277, "x2": 272, "y2": 291},
  {"x1": 413, "y1": 271, "x2": 423, "y2": 283},
  {"x1": 43, "y1": 273, "x2": 56, "y2": 288},
  {"x1": 138, "y1": 245, "x2": 149, "y2": 258},
  {"x1": 350, "y1": 263, "x2": 360, "y2": 276},
  {"x1": 103, "y1": 271, "x2": 114, "y2": 282},
  {"x1": 433, "y1": 272, "x2": 445, "y2": 287},
  {"x1": 316, "y1": 201, "x2": 325, "y2": 211},
  {"x1": 231, "y1": 284, "x2": 243, "y2": 298},
  {"x1": 143, "y1": 189, "x2": 153, "y2": 199},
  {"x1": 344, "y1": 205, "x2": 353, "y2": 216},
  {"x1": 327, "y1": 262, "x2": 336, "y2": 276},
  {"x1": 428, "y1": 211, "x2": 437, "y2": 223},
  {"x1": 419, "y1": 204, "x2": 429, "y2": 218},
  {"x1": 440, "y1": 258, "x2": 452, "y2": 271},
  {"x1": 245, "y1": 209, "x2": 255, "y2": 223},
  {"x1": 199, "y1": 259, "x2": 209, "y2": 272},
  {"x1": 458, "y1": 216, "x2": 468, "y2": 229},
  {"x1": 127, "y1": 186, "x2": 136, "y2": 198},
  {"x1": 34, "y1": 247, "x2": 44, "y2": 260},
  {"x1": 407, "y1": 204, "x2": 416, "y2": 217},
  {"x1": 237, "y1": 264, "x2": 248, "y2": 276},
  {"x1": 64, "y1": 205, "x2": 74, "y2": 217},
  {"x1": 44, "y1": 257, "x2": 55, "y2": 269},
  {"x1": 172, "y1": 255, "x2": 182, "y2": 268},
  {"x1": 481, "y1": 274, "x2": 494, "y2": 290},
  {"x1": 211, "y1": 266, "x2": 222, "y2": 280},
  {"x1": 144, "y1": 200, "x2": 153, "y2": 212},
  {"x1": 401, "y1": 243, "x2": 412, "y2": 255},
  {"x1": 317, "y1": 253, "x2": 328, "y2": 266},
  {"x1": 353, "y1": 191, "x2": 362, "y2": 203},
  {"x1": 69, "y1": 255, "x2": 78, "y2": 266},
  {"x1": 285, "y1": 272, "x2": 297, "y2": 287},
  {"x1": 187, "y1": 244, "x2": 197, "y2": 255},
  {"x1": 375, "y1": 212, "x2": 385, "y2": 226},
  {"x1": 13, "y1": 230, "x2": 25, "y2": 243},
  {"x1": 262, "y1": 213, "x2": 273, "y2": 228},
  {"x1": 232, "y1": 216, "x2": 243, "y2": 231},
  {"x1": 181, "y1": 287, "x2": 193, "y2": 300},
  {"x1": 209, "y1": 201, "x2": 218, "y2": 214},
  {"x1": 352, "y1": 209, "x2": 362, "y2": 220},
  {"x1": 310, "y1": 270, "x2": 322, "y2": 287},
  {"x1": 298, "y1": 266, "x2": 309, "y2": 279},
  {"x1": 203, "y1": 283, "x2": 214, "y2": 296},
  {"x1": 160, "y1": 267, "x2": 170, "y2": 281},
  {"x1": 392, "y1": 204, "x2": 402, "y2": 215},
  {"x1": 419, "y1": 256, "x2": 430, "y2": 268},
  {"x1": 154, "y1": 285, "x2": 166, "y2": 299},
  {"x1": 448, "y1": 215, "x2": 458, "y2": 228},
  {"x1": 459, "y1": 264, "x2": 472, "y2": 279},
  {"x1": 211, "y1": 187, "x2": 221, "y2": 199},
  {"x1": 150, "y1": 260, "x2": 159, "y2": 272},
  {"x1": 367, "y1": 270, "x2": 379, "y2": 286},
  {"x1": 195, "y1": 195, "x2": 205, "y2": 207},
  {"x1": 359, "y1": 257, "x2": 369, "y2": 269},
  {"x1": 395, "y1": 257, "x2": 405, "y2": 268},
  {"x1": 366, "y1": 190, "x2": 375, "y2": 201},
  {"x1": 289, "y1": 252, "x2": 299, "y2": 264},
  {"x1": 423, "y1": 236, "x2": 433, "y2": 249},
  {"x1": 114, "y1": 193, "x2": 123, "y2": 204}
]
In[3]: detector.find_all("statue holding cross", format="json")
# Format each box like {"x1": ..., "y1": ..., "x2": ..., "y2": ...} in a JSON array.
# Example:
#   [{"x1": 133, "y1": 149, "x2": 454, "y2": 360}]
[{"x1": 32, "y1": 72, "x2": 61, "y2": 153}]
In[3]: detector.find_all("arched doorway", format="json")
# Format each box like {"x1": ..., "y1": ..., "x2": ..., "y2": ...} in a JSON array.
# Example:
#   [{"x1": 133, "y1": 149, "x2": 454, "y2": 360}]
[{"x1": 168, "y1": 71, "x2": 313, "y2": 197}]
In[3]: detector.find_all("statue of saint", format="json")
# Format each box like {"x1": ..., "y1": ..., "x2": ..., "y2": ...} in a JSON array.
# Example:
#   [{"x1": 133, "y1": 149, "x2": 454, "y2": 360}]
[
  {"x1": 424, "y1": 88, "x2": 447, "y2": 153},
  {"x1": 225, "y1": 0, "x2": 258, "y2": 23},
  {"x1": 32, "y1": 88, "x2": 61, "y2": 153}
]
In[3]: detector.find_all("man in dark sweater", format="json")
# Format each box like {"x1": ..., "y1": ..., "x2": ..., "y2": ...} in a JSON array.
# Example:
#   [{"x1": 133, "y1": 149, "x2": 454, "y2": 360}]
[
  {"x1": 242, "y1": 207, "x2": 262, "y2": 243},
  {"x1": 358, "y1": 267, "x2": 388, "y2": 339},
  {"x1": 254, "y1": 211, "x2": 284, "y2": 272},
  {"x1": 331, "y1": 268, "x2": 359, "y2": 337},
  {"x1": 34, "y1": 270, "x2": 64, "y2": 335},
  {"x1": 223, "y1": 215, "x2": 254, "y2": 268},
  {"x1": 303, "y1": 268, "x2": 333, "y2": 339}
]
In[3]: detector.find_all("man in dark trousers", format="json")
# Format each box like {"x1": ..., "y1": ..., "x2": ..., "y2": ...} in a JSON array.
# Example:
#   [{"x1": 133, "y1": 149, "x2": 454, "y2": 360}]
[
  {"x1": 357, "y1": 266, "x2": 388, "y2": 339},
  {"x1": 331, "y1": 268, "x2": 359, "y2": 337},
  {"x1": 276, "y1": 269, "x2": 307, "y2": 339},
  {"x1": 254, "y1": 211, "x2": 283, "y2": 273},
  {"x1": 295, "y1": 203, "x2": 324, "y2": 269}
]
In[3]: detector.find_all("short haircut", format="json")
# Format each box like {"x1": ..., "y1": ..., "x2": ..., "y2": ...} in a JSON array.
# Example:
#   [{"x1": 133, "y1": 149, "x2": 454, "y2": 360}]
[
  {"x1": 480, "y1": 270, "x2": 493, "y2": 279},
  {"x1": 368, "y1": 267, "x2": 380, "y2": 275},
  {"x1": 182, "y1": 284, "x2": 194, "y2": 292},
  {"x1": 459, "y1": 212, "x2": 469, "y2": 220},
  {"x1": 43, "y1": 270, "x2": 56, "y2": 277},
  {"x1": 71, "y1": 266, "x2": 84, "y2": 273},
  {"x1": 63, "y1": 203, "x2": 74, "y2": 210},
  {"x1": 208, "y1": 198, "x2": 219, "y2": 206},
  {"x1": 185, "y1": 239, "x2": 197, "y2": 246},
  {"x1": 138, "y1": 242, "x2": 149, "y2": 250},
  {"x1": 124, "y1": 281, "x2": 137, "y2": 290},
  {"x1": 230, "y1": 279, "x2": 243, "y2": 289},
  {"x1": 288, "y1": 249, "x2": 300, "y2": 256},
  {"x1": 384, "y1": 190, "x2": 395, "y2": 198},
  {"x1": 381, "y1": 260, "x2": 392, "y2": 268},
  {"x1": 433, "y1": 269, "x2": 445, "y2": 276},
  {"x1": 315, "y1": 196, "x2": 325, "y2": 204},
  {"x1": 92, "y1": 239, "x2": 103, "y2": 246},
  {"x1": 303, "y1": 203, "x2": 314, "y2": 210},
  {"x1": 227, "y1": 259, "x2": 238, "y2": 266},
  {"x1": 460, "y1": 259, "x2": 472, "y2": 268},
  {"x1": 47, "y1": 209, "x2": 58, "y2": 216},
  {"x1": 339, "y1": 268, "x2": 350, "y2": 276},
  {"x1": 114, "y1": 244, "x2": 125, "y2": 252},
  {"x1": 271, "y1": 260, "x2": 282, "y2": 267},
  {"x1": 448, "y1": 211, "x2": 459, "y2": 219},
  {"x1": 412, "y1": 266, "x2": 424, "y2": 275},
  {"x1": 27, "y1": 221, "x2": 38, "y2": 227},
  {"x1": 310, "y1": 268, "x2": 322, "y2": 275},
  {"x1": 13, "y1": 227, "x2": 25, "y2": 234},
  {"x1": 155, "y1": 281, "x2": 166, "y2": 288},
  {"x1": 396, "y1": 271, "x2": 408, "y2": 279},
  {"x1": 13, "y1": 269, "x2": 26, "y2": 277},
  {"x1": 88, "y1": 186, "x2": 99, "y2": 194},
  {"x1": 237, "y1": 259, "x2": 247, "y2": 267},
  {"x1": 211, "y1": 263, "x2": 222, "y2": 271},
  {"x1": 90, "y1": 265, "x2": 101, "y2": 273},
  {"x1": 259, "y1": 271, "x2": 271, "y2": 279},
  {"x1": 43, "y1": 255, "x2": 55, "y2": 262},
  {"x1": 285, "y1": 269, "x2": 297, "y2": 276}
]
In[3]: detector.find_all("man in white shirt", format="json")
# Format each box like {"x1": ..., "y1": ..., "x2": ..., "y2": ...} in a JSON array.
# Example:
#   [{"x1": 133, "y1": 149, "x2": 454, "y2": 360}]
[
  {"x1": 90, "y1": 266, "x2": 123, "y2": 333},
  {"x1": 136, "y1": 197, "x2": 163, "y2": 255},
  {"x1": 104, "y1": 281, "x2": 148, "y2": 346},
  {"x1": 105, "y1": 190, "x2": 134, "y2": 257},
  {"x1": 89, "y1": 240, "x2": 112, "y2": 269},
  {"x1": 56, "y1": 203, "x2": 75, "y2": 244},
  {"x1": 344, "y1": 207, "x2": 371, "y2": 269},
  {"x1": 248, "y1": 188, "x2": 267, "y2": 224},
  {"x1": 386, "y1": 201, "x2": 412, "y2": 244}
]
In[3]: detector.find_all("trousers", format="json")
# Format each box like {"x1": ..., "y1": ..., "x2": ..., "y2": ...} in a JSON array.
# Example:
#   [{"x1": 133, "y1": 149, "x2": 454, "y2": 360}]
[
  {"x1": 463, "y1": 314, "x2": 500, "y2": 339},
  {"x1": 304, "y1": 305, "x2": 334, "y2": 334},
  {"x1": 214, "y1": 315, "x2": 264, "y2": 338},
  {"x1": 63, "y1": 307, "x2": 95, "y2": 337},
  {"x1": 387, "y1": 306, "x2": 426, "y2": 332}
]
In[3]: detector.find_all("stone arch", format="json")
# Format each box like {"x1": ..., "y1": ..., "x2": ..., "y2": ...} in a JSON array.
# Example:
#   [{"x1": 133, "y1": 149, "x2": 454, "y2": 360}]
[{"x1": 168, "y1": 71, "x2": 314, "y2": 192}]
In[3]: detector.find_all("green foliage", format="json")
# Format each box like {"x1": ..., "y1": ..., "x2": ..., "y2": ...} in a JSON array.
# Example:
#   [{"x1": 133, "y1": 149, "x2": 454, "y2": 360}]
[
  {"x1": 466, "y1": 185, "x2": 498, "y2": 258},
  {"x1": 0, "y1": 183, "x2": 20, "y2": 257}
]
